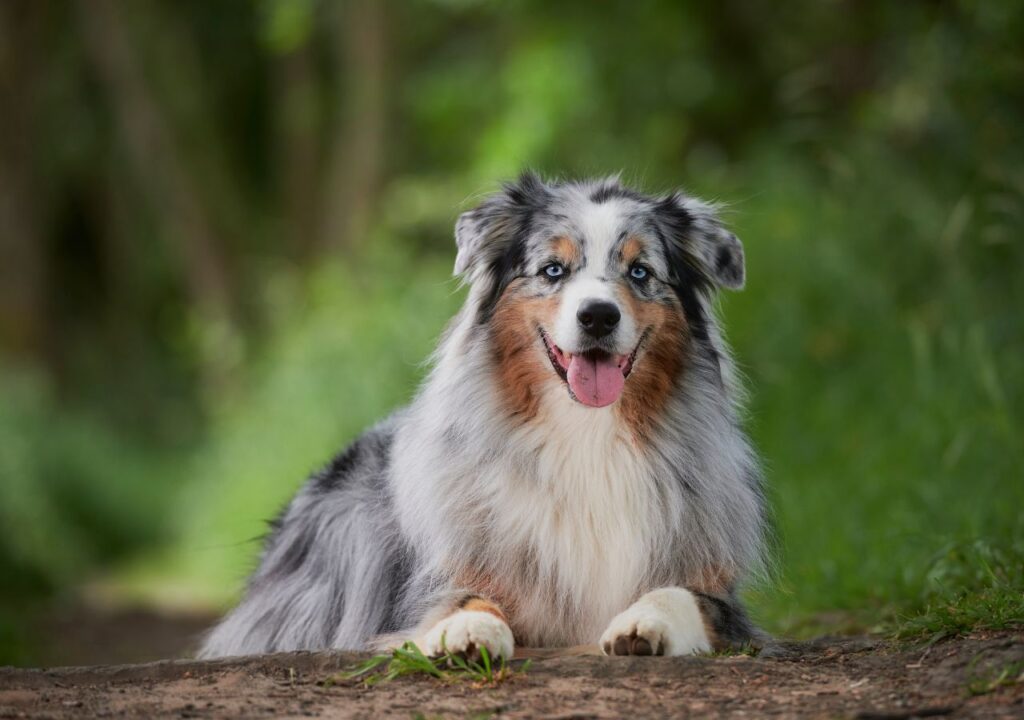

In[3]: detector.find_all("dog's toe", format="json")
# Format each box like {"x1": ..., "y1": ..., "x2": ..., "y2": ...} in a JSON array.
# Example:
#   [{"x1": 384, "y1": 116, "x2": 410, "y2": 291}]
[
  {"x1": 602, "y1": 616, "x2": 670, "y2": 657},
  {"x1": 632, "y1": 635, "x2": 654, "y2": 655}
]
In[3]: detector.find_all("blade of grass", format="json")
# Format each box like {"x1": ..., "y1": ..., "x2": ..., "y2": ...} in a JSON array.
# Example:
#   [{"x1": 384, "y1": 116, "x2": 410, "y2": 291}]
[{"x1": 479, "y1": 644, "x2": 492, "y2": 681}]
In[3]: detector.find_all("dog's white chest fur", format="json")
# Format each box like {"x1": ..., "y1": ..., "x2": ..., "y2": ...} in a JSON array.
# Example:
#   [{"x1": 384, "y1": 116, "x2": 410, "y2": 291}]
[{"x1": 474, "y1": 389, "x2": 662, "y2": 644}]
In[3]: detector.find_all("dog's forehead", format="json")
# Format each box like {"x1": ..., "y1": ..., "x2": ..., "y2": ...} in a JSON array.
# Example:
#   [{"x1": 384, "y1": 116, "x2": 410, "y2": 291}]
[
  {"x1": 534, "y1": 187, "x2": 664, "y2": 274},
  {"x1": 574, "y1": 198, "x2": 630, "y2": 244},
  {"x1": 545, "y1": 190, "x2": 648, "y2": 247}
]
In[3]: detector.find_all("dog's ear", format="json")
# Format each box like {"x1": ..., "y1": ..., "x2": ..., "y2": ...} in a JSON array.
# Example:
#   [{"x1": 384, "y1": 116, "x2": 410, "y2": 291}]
[
  {"x1": 454, "y1": 171, "x2": 550, "y2": 278},
  {"x1": 701, "y1": 226, "x2": 745, "y2": 290},
  {"x1": 654, "y1": 192, "x2": 745, "y2": 291}
]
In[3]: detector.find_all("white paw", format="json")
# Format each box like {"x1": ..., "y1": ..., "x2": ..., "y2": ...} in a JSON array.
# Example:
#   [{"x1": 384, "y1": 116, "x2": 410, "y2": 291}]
[
  {"x1": 419, "y1": 610, "x2": 514, "y2": 660},
  {"x1": 600, "y1": 587, "x2": 711, "y2": 657}
]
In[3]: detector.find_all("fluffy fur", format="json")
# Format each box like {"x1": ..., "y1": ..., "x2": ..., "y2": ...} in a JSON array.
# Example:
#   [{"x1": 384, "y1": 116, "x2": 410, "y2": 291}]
[{"x1": 199, "y1": 173, "x2": 767, "y2": 659}]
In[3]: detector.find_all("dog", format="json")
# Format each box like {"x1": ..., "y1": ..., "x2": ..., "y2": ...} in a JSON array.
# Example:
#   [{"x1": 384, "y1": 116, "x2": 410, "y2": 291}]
[{"x1": 199, "y1": 173, "x2": 768, "y2": 660}]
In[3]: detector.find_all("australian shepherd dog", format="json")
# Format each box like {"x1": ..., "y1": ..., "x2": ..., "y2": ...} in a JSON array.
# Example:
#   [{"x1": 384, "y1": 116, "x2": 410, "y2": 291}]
[{"x1": 200, "y1": 173, "x2": 768, "y2": 660}]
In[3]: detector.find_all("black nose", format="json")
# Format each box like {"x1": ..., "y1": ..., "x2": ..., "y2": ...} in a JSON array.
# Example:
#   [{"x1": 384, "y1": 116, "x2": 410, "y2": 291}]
[{"x1": 577, "y1": 300, "x2": 621, "y2": 338}]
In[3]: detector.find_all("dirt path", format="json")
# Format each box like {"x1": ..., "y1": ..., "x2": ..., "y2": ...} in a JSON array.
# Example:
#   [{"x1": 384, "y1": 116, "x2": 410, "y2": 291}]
[{"x1": 1, "y1": 633, "x2": 1021, "y2": 719}]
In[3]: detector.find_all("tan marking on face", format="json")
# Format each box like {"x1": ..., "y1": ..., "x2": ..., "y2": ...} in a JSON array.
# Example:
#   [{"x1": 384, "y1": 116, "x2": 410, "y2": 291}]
[
  {"x1": 614, "y1": 288, "x2": 687, "y2": 443},
  {"x1": 490, "y1": 281, "x2": 561, "y2": 421},
  {"x1": 551, "y1": 235, "x2": 580, "y2": 266},
  {"x1": 620, "y1": 235, "x2": 645, "y2": 265}
]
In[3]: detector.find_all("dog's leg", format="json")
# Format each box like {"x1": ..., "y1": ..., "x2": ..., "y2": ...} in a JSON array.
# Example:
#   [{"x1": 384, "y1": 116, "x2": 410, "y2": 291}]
[{"x1": 416, "y1": 595, "x2": 515, "y2": 661}]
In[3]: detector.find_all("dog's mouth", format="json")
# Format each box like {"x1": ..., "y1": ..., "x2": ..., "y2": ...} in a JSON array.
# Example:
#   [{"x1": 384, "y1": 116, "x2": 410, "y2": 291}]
[{"x1": 539, "y1": 329, "x2": 645, "y2": 408}]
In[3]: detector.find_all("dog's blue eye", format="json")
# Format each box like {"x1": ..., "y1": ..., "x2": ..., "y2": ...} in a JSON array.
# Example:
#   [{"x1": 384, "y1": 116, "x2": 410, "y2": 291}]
[
  {"x1": 629, "y1": 264, "x2": 649, "y2": 281},
  {"x1": 543, "y1": 263, "x2": 566, "y2": 279}
]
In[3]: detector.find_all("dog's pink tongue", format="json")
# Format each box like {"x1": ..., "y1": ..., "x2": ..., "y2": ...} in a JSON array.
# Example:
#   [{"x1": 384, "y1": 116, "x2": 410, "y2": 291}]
[{"x1": 567, "y1": 354, "x2": 625, "y2": 407}]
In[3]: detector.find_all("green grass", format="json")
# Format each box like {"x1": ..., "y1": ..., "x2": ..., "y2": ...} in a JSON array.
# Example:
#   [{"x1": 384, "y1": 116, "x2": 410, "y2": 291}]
[
  {"x1": 725, "y1": 144, "x2": 1024, "y2": 638},
  {"x1": 327, "y1": 641, "x2": 529, "y2": 687},
  {"x1": 891, "y1": 539, "x2": 1024, "y2": 641},
  {"x1": 707, "y1": 643, "x2": 758, "y2": 657}
]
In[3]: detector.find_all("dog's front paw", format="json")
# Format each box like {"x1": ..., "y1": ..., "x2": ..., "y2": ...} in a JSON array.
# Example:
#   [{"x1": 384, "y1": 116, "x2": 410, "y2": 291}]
[
  {"x1": 419, "y1": 610, "x2": 514, "y2": 661},
  {"x1": 600, "y1": 587, "x2": 711, "y2": 657}
]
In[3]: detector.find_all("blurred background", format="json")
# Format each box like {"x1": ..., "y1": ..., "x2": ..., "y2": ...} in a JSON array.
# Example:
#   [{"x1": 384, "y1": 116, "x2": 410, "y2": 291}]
[{"x1": 0, "y1": 0, "x2": 1021, "y2": 666}]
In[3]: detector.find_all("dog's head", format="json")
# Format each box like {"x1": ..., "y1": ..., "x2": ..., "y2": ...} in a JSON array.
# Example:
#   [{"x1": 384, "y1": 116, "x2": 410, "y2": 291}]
[{"x1": 455, "y1": 172, "x2": 744, "y2": 416}]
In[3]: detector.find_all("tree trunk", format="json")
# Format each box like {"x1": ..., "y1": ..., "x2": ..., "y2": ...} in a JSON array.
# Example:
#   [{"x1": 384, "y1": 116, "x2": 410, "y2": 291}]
[
  {"x1": 276, "y1": 41, "x2": 320, "y2": 261},
  {"x1": 75, "y1": 0, "x2": 237, "y2": 393},
  {"x1": 0, "y1": 0, "x2": 48, "y2": 363},
  {"x1": 318, "y1": 0, "x2": 388, "y2": 254}
]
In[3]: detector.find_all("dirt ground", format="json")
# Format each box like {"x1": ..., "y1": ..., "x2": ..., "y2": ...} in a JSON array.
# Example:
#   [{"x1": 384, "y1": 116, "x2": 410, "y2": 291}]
[{"x1": 1, "y1": 632, "x2": 1021, "y2": 719}]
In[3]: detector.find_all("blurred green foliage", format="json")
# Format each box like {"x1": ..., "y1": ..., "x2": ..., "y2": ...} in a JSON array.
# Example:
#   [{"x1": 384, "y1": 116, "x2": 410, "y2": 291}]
[{"x1": 0, "y1": 0, "x2": 1021, "y2": 663}]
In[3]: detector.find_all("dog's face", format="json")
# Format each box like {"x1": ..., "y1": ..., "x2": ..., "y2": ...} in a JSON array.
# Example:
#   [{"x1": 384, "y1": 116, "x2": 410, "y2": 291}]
[{"x1": 455, "y1": 173, "x2": 745, "y2": 419}]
